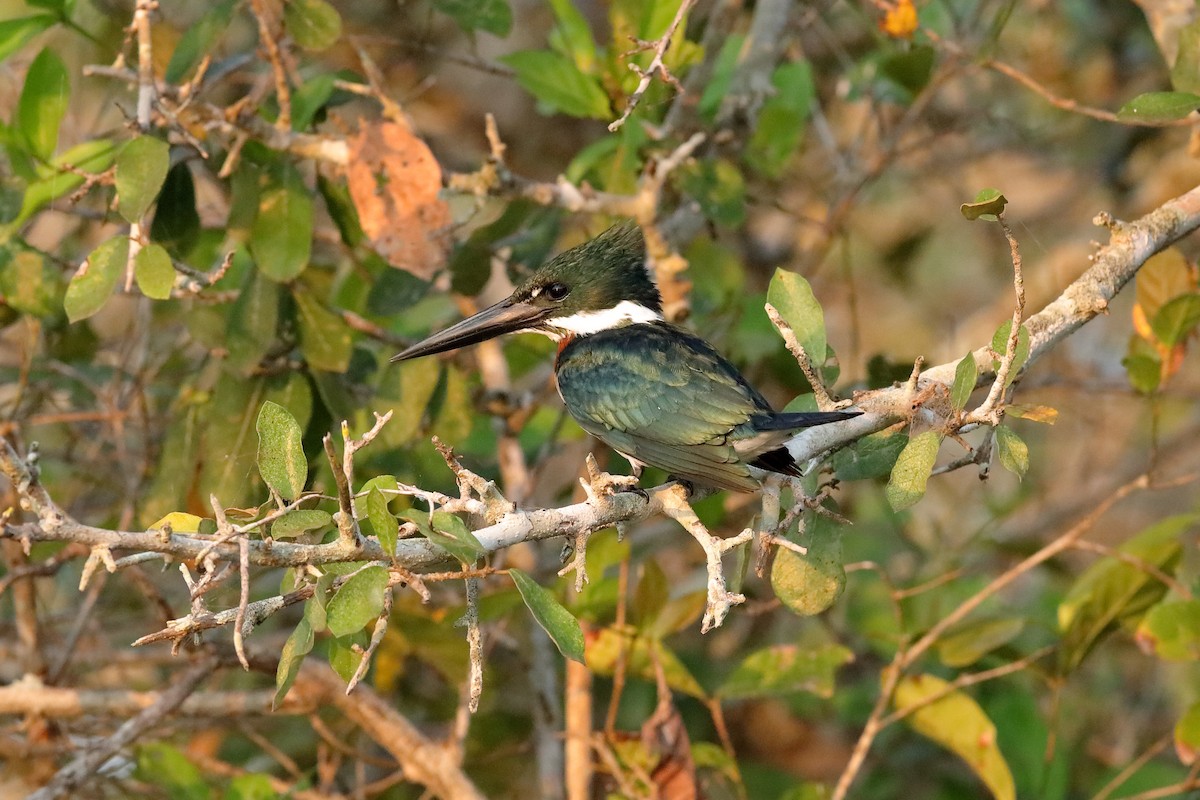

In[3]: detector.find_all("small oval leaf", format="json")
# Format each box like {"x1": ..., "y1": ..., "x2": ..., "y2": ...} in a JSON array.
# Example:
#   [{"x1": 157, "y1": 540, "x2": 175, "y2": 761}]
[
  {"x1": 950, "y1": 352, "x2": 977, "y2": 412},
  {"x1": 994, "y1": 424, "x2": 1029, "y2": 479},
  {"x1": 251, "y1": 175, "x2": 313, "y2": 281},
  {"x1": 771, "y1": 516, "x2": 845, "y2": 616},
  {"x1": 134, "y1": 243, "x2": 175, "y2": 299},
  {"x1": 326, "y1": 565, "x2": 389, "y2": 637},
  {"x1": 885, "y1": 430, "x2": 942, "y2": 511},
  {"x1": 64, "y1": 236, "x2": 128, "y2": 322},
  {"x1": 767, "y1": 269, "x2": 826, "y2": 364},
  {"x1": 116, "y1": 136, "x2": 171, "y2": 223},
  {"x1": 256, "y1": 400, "x2": 307, "y2": 500},
  {"x1": 1117, "y1": 91, "x2": 1200, "y2": 123},
  {"x1": 284, "y1": 0, "x2": 343, "y2": 51},
  {"x1": 511, "y1": 567, "x2": 585, "y2": 663}
]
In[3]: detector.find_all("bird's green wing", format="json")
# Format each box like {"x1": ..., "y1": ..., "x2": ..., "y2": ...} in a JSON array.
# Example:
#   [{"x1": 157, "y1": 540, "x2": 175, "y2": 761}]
[{"x1": 555, "y1": 324, "x2": 774, "y2": 491}]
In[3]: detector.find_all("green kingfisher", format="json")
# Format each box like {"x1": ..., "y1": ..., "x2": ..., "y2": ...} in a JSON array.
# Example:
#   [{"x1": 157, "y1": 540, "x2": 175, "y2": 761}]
[{"x1": 391, "y1": 224, "x2": 859, "y2": 492}]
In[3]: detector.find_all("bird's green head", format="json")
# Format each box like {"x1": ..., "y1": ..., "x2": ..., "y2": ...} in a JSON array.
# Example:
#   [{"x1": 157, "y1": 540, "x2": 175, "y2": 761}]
[{"x1": 392, "y1": 223, "x2": 662, "y2": 362}]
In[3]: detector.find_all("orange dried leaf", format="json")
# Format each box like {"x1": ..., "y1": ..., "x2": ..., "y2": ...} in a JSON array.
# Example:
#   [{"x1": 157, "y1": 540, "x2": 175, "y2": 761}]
[
  {"x1": 882, "y1": 0, "x2": 919, "y2": 38},
  {"x1": 1132, "y1": 302, "x2": 1156, "y2": 343},
  {"x1": 346, "y1": 121, "x2": 451, "y2": 279}
]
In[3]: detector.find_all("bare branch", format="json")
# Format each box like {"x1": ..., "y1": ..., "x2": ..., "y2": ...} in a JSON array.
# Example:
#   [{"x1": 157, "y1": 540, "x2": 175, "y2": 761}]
[{"x1": 608, "y1": 0, "x2": 698, "y2": 132}]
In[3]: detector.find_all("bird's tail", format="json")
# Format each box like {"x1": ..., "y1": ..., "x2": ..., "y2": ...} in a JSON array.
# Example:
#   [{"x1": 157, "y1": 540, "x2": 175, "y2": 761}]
[{"x1": 756, "y1": 410, "x2": 861, "y2": 431}]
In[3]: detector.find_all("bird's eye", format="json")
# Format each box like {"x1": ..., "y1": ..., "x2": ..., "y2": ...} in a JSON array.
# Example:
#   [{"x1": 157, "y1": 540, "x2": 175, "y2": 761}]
[{"x1": 544, "y1": 282, "x2": 570, "y2": 301}]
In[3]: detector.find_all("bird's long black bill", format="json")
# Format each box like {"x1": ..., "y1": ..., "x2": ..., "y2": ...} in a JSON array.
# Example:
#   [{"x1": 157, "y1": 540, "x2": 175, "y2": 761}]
[{"x1": 390, "y1": 299, "x2": 549, "y2": 362}]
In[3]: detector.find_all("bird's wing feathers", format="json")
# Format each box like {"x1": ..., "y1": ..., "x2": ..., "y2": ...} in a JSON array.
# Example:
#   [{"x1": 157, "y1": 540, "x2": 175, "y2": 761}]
[{"x1": 556, "y1": 324, "x2": 779, "y2": 490}]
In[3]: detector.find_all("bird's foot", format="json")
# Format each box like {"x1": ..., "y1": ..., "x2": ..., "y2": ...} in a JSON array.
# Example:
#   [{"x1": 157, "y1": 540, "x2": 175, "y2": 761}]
[
  {"x1": 581, "y1": 454, "x2": 647, "y2": 502},
  {"x1": 557, "y1": 529, "x2": 591, "y2": 592},
  {"x1": 659, "y1": 484, "x2": 752, "y2": 633},
  {"x1": 697, "y1": 528, "x2": 753, "y2": 632}
]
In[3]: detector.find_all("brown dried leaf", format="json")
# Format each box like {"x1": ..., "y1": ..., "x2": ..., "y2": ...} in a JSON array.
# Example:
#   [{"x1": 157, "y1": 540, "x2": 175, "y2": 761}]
[{"x1": 346, "y1": 120, "x2": 451, "y2": 279}]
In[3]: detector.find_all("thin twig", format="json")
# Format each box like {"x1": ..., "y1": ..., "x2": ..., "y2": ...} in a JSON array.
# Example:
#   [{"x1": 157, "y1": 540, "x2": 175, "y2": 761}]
[{"x1": 608, "y1": 0, "x2": 698, "y2": 132}]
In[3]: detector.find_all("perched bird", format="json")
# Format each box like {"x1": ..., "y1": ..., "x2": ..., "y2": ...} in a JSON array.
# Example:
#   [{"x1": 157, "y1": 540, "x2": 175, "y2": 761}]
[{"x1": 392, "y1": 224, "x2": 859, "y2": 492}]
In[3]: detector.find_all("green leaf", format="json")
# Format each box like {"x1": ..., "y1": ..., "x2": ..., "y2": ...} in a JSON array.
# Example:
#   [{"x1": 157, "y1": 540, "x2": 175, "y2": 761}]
[
  {"x1": 632, "y1": 558, "x2": 669, "y2": 631},
  {"x1": 165, "y1": 0, "x2": 237, "y2": 83},
  {"x1": 150, "y1": 162, "x2": 200, "y2": 257},
  {"x1": 500, "y1": 50, "x2": 610, "y2": 119},
  {"x1": 746, "y1": 61, "x2": 815, "y2": 177},
  {"x1": 292, "y1": 286, "x2": 352, "y2": 372},
  {"x1": 135, "y1": 744, "x2": 209, "y2": 800},
  {"x1": 251, "y1": 172, "x2": 313, "y2": 281},
  {"x1": 1176, "y1": 701, "x2": 1200, "y2": 765},
  {"x1": 428, "y1": 510, "x2": 485, "y2": 565},
  {"x1": 366, "y1": 486, "x2": 396, "y2": 556},
  {"x1": 355, "y1": 475, "x2": 399, "y2": 518},
  {"x1": 326, "y1": 565, "x2": 390, "y2": 637},
  {"x1": 225, "y1": 773, "x2": 280, "y2": 800},
  {"x1": 1123, "y1": 351, "x2": 1161, "y2": 395},
  {"x1": 134, "y1": 243, "x2": 175, "y2": 300},
  {"x1": 994, "y1": 424, "x2": 1029, "y2": 479},
  {"x1": 139, "y1": 391, "x2": 205, "y2": 527},
  {"x1": 226, "y1": 269, "x2": 280, "y2": 374},
  {"x1": 511, "y1": 568, "x2": 585, "y2": 663},
  {"x1": 256, "y1": 401, "x2": 307, "y2": 500},
  {"x1": 698, "y1": 34, "x2": 744, "y2": 120},
  {"x1": 274, "y1": 616, "x2": 314, "y2": 708},
  {"x1": 936, "y1": 617, "x2": 1025, "y2": 668},
  {"x1": 0, "y1": 15, "x2": 57, "y2": 64},
  {"x1": 778, "y1": 784, "x2": 833, "y2": 800},
  {"x1": 678, "y1": 158, "x2": 746, "y2": 227},
  {"x1": 878, "y1": 44, "x2": 936, "y2": 101},
  {"x1": 328, "y1": 631, "x2": 368, "y2": 683},
  {"x1": 1058, "y1": 514, "x2": 1196, "y2": 673},
  {"x1": 960, "y1": 188, "x2": 1008, "y2": 221},
  {"x1": 1118, "y1": 91, "x2": 1200, "y2": 123},
  {"x1": 1173, "y1": 19, "x2": 1200, "y2": 94},
  {"x1": 271, "y1": 509, "x2": 331, "y2": 538},
  {"x1": 289, "y1": 72, "x2": 335, "y2": 131},
  {"x1": 1135, "y1": 600, "x2": 1200, "y2": 661},
  {"x1": 718, "y1": 643, "x2": 853, "y2": 699},
  {"x1": 7, "y1": 138, "x2": 117, "y2": 232},
  {"x1": 430, "y1": 364, "x2": 472, "y2": 443},
  {"x1": 1150, "y1": 292, "x2": 1200, "y2": 347},
  {"x1": 64, "y1": 235, "x2": 127, "y2": 322},
  {"x1": 767, "y1": 269, "x2": 826, "y2": 363},
  {"x1": 545, "y1": 0, "x2": 595, "y2": 70},
  {"x1": 771, "y1": 515, "x2": 845, "y2": 616},
  {"x1": 951, "y1": 352, "x2": 977, "y2": 411},
  {"x1": 198, "y1": 375, "x2": 267, "y2": 508},
  {"x1": 432, "y1": 0, "x2": 512, "y2": 36},
  {"x1": 284, "y1": 0, "x2": 342, "y2": 51},
  {"x1": 885, "y1": 430, "x2": 942, "y2": 511},
  {"x1": 116, "y1": 136, "x2": 170, "y2": 223},
  {"x1": 0, "y1": 247, "x2": 58, "y2": 316},
  {"x1": 990, "y1": 321, "x2": 1030, "y2": 385},
  {"x1": 264, "y1": 372, "x2": 313, "y2": 429},
  {"x1": 894, "y1": 674, "x2": 1016, "y2": 800},
  {"x1": 17, "y1": 47, "x2": 68, "y2": 160},
  {"x1": 833, "y1": 432, "x2": 908, "y2": 481}
]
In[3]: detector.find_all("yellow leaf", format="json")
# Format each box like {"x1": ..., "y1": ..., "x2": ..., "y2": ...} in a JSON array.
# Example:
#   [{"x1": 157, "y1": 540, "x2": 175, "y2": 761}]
[{"x1": 894, "y1": 674, "x2": 1016, "y2": 800}]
